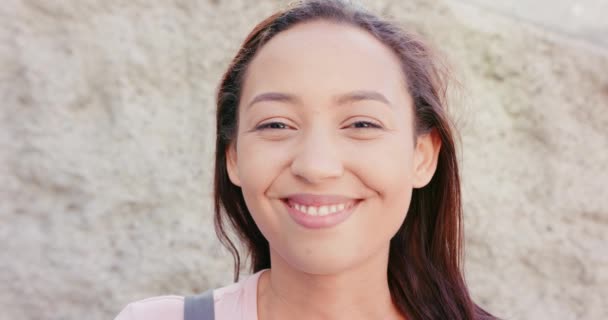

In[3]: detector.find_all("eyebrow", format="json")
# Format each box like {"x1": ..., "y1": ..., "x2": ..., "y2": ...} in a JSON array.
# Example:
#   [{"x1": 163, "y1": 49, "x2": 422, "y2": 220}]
[
  {"x1": 246, "y1": 90, "x2": 392, "y2": 109},
  {"x1": 247, "y1": 92, "x2": 299, "y2": 109}
]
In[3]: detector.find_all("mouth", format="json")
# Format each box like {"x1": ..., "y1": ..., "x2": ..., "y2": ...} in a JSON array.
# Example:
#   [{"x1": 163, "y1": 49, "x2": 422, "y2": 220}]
[
  {"x1": 280, "y1": 197, "x2": 362, "y2": 229},
  {"x1": 281, "y1": 198, "x2": 360, "y2": 217}
]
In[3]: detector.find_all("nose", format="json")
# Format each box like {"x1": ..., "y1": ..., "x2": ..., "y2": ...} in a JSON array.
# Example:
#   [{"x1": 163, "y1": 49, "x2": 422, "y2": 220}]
[{"x1": 290, "y1": 129, "x2": 344, "y2": 184}]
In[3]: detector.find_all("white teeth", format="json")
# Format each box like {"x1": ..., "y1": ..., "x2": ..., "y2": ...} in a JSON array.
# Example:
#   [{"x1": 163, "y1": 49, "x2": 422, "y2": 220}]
[
  {"x1": 307, "y1": 206, "x2": 318, "y2": 216},
  {"x1": 318, "y1": 206, "x2": 329, "y2": 216},
  {"x1": 290, "y1": 201, "x2": 356, "y2": 216}
]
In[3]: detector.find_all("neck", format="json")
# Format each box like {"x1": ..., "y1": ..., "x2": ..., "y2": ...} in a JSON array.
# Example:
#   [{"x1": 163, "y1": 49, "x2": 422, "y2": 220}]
[{"x1": 257, "y1": 247, "x2": 405, "y2": 320}]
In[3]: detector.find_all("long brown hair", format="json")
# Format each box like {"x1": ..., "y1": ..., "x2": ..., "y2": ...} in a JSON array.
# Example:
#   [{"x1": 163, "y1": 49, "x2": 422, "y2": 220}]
[{"x1": 213, "y1": 1, "x2": 496, "y2": 319}]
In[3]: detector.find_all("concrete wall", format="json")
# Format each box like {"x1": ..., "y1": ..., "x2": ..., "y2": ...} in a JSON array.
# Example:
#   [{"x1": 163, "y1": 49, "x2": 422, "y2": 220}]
[
  {"x1": 449, "y1": 0, "x2": 608, "y2": 49},
  {"x1": 1, "y1": 0, "x2": 606, "y2": 319}
]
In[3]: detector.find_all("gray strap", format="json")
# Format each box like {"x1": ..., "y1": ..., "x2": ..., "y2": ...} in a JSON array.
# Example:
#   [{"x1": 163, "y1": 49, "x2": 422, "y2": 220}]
[{"x1": 184, "y1": 289, "x2": 215, "y2": 320}]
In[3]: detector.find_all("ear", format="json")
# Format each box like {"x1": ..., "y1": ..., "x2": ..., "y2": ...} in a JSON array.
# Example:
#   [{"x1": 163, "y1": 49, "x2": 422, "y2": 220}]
[
  {"x1": 226, "y1": 142, "x2": 242, "y2": 187},
  {"x1": 412, "y1": 129, "x2": 442, "y2": 188}
]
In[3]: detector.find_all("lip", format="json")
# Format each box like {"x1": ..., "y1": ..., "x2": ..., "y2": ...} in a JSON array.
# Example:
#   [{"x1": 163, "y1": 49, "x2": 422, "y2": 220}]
[
  {"x1": 283, "y1": 193, "x2": 358, "y2": 206},
  {"x1": 281, "y1": 197, "x2": 361, "y2": 229}
]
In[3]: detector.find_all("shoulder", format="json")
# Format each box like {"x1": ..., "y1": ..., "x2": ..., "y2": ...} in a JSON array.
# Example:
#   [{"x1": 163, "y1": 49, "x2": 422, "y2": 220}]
[
  {"x1": 113, "y1": 295, "x2": 184, "y2": 320},
  {"x1": 112, "y1": 269, "x2": 268, "y2": 320},
  {"x1": 214, "y1": 269, "x2": 266, "y2": 317}
]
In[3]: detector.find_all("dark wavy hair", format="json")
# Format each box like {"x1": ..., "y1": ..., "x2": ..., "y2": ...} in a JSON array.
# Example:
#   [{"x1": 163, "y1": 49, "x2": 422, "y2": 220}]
[{"x1": 212, "y1": 1, "x2": 497, "y2": 319}]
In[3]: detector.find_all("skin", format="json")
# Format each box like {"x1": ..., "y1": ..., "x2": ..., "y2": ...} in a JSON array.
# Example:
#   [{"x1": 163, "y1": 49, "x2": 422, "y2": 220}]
[{"x1": 226, "y1": 20, "x2": 441, "y2": 320}]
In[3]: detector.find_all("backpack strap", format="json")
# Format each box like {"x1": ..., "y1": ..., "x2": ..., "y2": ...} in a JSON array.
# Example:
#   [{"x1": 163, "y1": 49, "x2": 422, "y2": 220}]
[{"x1": 184, "y1": 289, "x2": 215, "y2": 320}]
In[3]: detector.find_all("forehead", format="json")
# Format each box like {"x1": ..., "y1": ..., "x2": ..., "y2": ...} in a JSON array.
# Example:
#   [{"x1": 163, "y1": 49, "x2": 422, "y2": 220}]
[{"x1": 241, "y1": 20, "x2": 409, "y2": 104}]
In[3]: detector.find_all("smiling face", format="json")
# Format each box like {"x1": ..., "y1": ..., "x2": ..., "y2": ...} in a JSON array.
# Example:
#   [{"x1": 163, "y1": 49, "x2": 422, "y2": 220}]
[{"x1": 226, "y1": 20, "x2": 440, "y2": 275}]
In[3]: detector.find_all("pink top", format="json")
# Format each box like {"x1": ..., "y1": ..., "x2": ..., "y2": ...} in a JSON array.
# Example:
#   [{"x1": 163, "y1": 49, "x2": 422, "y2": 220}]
[{"x1": 113, "y1": 269, "x2": 268, "y2": 320}]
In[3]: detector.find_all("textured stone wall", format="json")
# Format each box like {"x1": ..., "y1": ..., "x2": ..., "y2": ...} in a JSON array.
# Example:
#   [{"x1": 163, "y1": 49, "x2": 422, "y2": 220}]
[{"x1": 1, "y1": 0, "x2": 606, "y2": 319}]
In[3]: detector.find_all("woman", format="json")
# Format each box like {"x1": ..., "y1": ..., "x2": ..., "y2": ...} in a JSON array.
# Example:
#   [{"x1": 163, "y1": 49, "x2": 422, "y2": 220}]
[{"x1": 114, "y1": 0, "x2": 497, "y2": 319}]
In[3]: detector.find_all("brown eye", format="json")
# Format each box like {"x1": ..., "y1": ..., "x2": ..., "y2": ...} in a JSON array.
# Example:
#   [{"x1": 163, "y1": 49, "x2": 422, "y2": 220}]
[
  {"x1": 256, "y1": 122, "x2": 290, "y2": 130},
  {"x1": 349, "y1": 121, "x2": 383, "y2": 129}
]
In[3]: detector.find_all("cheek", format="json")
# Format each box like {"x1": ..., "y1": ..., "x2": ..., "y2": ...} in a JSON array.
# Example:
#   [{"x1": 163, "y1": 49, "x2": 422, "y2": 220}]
[
  {"x1": 235, "y1": 137, "x2": 290, "y2": 191},
  {"x1": 234, "y1": 137, "x2": 291, "y2": 235},
  {"x1": 347, "y1": 133, "x2": 416, "y2": 192},
  {"x1": 349, "y1": 135, "x2": 415, "y2": 229}
]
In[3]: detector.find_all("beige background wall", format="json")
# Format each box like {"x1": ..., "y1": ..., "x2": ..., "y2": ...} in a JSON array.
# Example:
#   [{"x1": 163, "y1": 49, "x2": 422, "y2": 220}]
[{"x1": 1, "y1": 0, "x2": 607, "y2": 319}]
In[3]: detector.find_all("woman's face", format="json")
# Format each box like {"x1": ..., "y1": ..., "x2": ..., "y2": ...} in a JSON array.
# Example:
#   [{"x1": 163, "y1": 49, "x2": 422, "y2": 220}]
[{"x1": 227, "y1": 21, "x2": 439, "y2": 274}]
